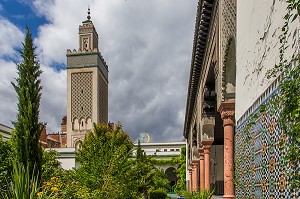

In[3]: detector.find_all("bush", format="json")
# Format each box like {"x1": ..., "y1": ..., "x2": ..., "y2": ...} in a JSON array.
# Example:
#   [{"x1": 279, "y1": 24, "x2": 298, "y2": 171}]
[
  {"x1": 149, "y1": 188, "x2": 167, "y2": 199},
  {"x1": 186, "y1": 189, "x2": 214, "y2": 199}
]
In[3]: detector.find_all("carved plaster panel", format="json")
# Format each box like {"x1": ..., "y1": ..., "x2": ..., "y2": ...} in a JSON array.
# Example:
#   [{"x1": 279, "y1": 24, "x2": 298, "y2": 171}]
[{"x1": 218, "y1": 0, "x2": 236, "y2": 107}]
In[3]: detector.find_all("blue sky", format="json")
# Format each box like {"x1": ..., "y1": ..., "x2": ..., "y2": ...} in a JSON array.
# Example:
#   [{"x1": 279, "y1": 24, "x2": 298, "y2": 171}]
[
  {"x1": 0, "y1": 0, "x2": 197, "y2": 142},
  {"x1": 0, "y1": 0, "x2": 46, "y2": 38}
]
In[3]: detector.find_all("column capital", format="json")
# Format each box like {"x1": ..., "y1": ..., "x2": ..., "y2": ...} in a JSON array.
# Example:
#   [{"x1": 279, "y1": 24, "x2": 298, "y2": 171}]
[
  {"x1": 198, "y1": 147, "x2": 204, "y2": 159},
  {"x1": 192, "y1": 159, "x2": 199, "y2": 165},
  {"x1": 202, "y1": 140, "x2": 213, "y2": 154},
  {"x1": 219, "y1": 100, "x2": 235, "y2": 126}
]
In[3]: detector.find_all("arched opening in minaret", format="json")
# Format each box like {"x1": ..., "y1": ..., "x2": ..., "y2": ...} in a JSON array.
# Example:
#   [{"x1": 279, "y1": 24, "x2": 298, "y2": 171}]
[{"x1": 73, "y1": 118, "x2": 79, "y2": 131}]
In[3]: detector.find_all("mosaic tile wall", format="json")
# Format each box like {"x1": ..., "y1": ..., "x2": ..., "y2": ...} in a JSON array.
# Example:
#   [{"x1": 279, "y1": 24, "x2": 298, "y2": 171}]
[{"x1": 235, "y1": 93, "x2": 299, "y2": 199}]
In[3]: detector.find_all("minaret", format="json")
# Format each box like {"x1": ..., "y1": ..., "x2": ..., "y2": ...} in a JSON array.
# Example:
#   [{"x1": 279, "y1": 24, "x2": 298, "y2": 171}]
[{"x1": 66, "y1": 8, "x2": 108, "y2": 148}]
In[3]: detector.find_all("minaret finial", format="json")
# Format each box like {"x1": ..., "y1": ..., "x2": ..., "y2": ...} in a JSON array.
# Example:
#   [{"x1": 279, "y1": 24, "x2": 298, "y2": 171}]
[{"x1": 87, "y1": 6, "x2": 91, "y2": 20}]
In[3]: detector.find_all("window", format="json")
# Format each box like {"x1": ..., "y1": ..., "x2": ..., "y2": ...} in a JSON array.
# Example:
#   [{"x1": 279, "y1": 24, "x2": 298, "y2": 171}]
[
  {"x1": 176, "y1": 149, "x2": 180, "y2": 151},
  {"x1": 81, "y1": 121, "x2": 84, "y2": 126},
  {"x1": 170, "y1": 149, "x2": 175, "y2": 151},
  {"x1": 164, "y1": 149, "x2": 167, "y2": 152}
]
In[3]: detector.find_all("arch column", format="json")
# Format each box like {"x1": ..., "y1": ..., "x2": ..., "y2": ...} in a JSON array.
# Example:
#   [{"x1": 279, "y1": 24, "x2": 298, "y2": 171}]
[
  {"x1": 191, "y1": 160, "x2": 199, "y2": 191},
  {"x1": 219, "y1": 100, "x2": 235, "y2": 199},
  {"x1": 202, "y1": 140, "x2": 213, "y2": 190},
  {"x1": 198, "y1": 147, "x2": 205, "y2": 191},
  {"x1": 188, "y1": 167, "x2": 193, "y2": 192}
]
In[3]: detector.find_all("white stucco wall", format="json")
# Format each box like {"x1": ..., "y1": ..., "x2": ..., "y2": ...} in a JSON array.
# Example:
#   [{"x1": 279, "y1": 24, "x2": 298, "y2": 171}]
[{"x1": 236, "y1": 0, "x2": 299, "y2": 121}]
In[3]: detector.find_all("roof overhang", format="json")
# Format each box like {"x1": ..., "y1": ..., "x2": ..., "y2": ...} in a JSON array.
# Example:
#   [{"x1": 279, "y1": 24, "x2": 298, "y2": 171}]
[{"x1": 184, "y1": 0, "x2": 214, "y2": 138}]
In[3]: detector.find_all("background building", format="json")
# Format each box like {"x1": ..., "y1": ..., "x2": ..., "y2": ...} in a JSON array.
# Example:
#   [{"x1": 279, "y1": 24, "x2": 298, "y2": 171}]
[
  {"x1": 66, "y1": 10, "x2": 109, "y2": 148},
  {"x1": 0, "y1": 123, "x2": 12, "y2": 141}
]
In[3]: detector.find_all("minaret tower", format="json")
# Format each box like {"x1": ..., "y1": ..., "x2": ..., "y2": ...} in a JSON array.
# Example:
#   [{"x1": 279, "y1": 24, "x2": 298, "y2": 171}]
[{"x1": 66, "y1": 8, "x2": 108, "y2": 148}]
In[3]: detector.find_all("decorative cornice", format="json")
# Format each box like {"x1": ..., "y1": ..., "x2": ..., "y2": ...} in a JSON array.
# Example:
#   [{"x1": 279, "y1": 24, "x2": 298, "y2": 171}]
[
  {"x1": 66, "y1": 49, "x2": 98, "y2": 56},
  {"x1": 66, "y1": 50, "x2": 108, "y2": 71},
  {"x1": 184, "y1": 0, "x2": 215, "y2": 138},
  {"x1": 66, "y1": 64, "x2": 98, "y2": 69}
]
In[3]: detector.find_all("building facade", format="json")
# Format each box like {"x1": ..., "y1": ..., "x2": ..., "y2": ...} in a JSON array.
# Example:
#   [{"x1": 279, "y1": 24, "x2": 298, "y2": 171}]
[
  {"x1": 66, "y1": 10, "x2": 108, "y2": 148},
  {"x1": 184, "y1": 0, "x2": 298, "y2": 198},
  {"x1": 184, "y1": 0, "x2": 235, "y2": 197}
]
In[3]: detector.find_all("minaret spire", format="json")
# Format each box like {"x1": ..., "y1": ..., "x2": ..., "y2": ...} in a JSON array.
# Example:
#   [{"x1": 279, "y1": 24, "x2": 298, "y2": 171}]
[{"x1": 87, "y1": 6, "x2": 91, "y2": 21}]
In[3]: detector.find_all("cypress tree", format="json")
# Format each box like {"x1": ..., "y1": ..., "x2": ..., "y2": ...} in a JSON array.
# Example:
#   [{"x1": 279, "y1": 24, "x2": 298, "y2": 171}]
[{"x1": 11, "y1": 26, "x2": 43, "y2": 183}]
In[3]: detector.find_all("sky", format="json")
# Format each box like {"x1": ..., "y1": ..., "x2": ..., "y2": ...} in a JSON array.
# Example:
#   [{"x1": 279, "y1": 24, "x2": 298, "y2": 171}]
[{"x1": 0, "y1": 0, "x2": 198, "y2": 142}]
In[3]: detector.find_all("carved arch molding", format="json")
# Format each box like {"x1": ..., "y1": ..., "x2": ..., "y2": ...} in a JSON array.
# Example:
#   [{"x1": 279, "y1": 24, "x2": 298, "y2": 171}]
[{"x1": 218, "y1": 0, "x2": 236, "y2": 104}]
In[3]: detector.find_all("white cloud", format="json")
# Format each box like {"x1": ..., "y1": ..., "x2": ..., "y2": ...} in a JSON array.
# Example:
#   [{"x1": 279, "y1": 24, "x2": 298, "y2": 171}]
[
  {"x1": 0, "y1": 17, "x2": 24, "y2": 58},
  {"x1": 39, "y1": 65, "x2": 66, "y2": 133},
  {"x1": 0, "y1": 59, "x2": 17, "y2": 127},
  {"x1": 0, "y1": 16, "x2": 66, "y2": 133},
  {"x1": 1, "y1": 0, "x2": 198, "y2": 141}
]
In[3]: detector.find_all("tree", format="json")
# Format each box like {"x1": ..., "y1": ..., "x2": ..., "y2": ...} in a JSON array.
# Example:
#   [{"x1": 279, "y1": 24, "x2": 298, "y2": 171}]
[
  {"x1": 11, "y1": 26, "x2": 43, "y2": 183},
  {"x1": 0, "y1": 135, "x2": 13, "y2": 192},
  {"x1": 76, "y1": 124, "x2": 136, "y2": 198},
  {"x1": 41, "y1": 149, "x2": 63, "y2": 182},
  {"x1": 175, "y1": 146, "x2": 186, "y2": 193},
  {"x1": 133, "y1": 140, "x2": 170, "y2": 199}
]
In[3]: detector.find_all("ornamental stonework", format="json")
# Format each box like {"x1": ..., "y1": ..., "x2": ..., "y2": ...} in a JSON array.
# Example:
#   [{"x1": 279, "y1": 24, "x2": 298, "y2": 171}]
[
  {"x1": 71, "y1": 72, "x2": 93, "y2": 121},
  {"x1": 220, "y1": 0, "x2": 236, "y2": 101},
  {"x1": 67, "y1": 54, "x2": 98, "y2": 67},
  {"x1": 98, "y1": 72, "x2": 108, "y2": 123}
]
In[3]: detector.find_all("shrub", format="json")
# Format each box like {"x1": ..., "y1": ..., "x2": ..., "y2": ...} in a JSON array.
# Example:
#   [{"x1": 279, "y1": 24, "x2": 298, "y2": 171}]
[
  {"x1": 185, "y1": 189, "x2": 214, "y2": 199},
  {"x1": 149, "y1": 188, "x2": 167, "y2": 199}
]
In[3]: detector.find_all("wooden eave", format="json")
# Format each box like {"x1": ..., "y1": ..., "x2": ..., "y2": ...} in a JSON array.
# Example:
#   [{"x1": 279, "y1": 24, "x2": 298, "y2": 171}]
[{"x1": 184, "y1": 0, "x2": 214, "y2": 138}]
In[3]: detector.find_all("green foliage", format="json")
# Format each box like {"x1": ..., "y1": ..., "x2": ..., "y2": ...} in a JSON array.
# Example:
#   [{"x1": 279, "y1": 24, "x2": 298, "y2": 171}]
[
  {"x1": 39, "y1": 175, "x2": 93, "y2": 199},
  {"x1": 148, "y1": 188, "x2": 167, "y2": 199},
  {"x1": 0, "y1": 135, "x2": 13, "y2": 192},
  {"x1": 266, "y1": 0, "x2": 300, "y2": 188},
  {"x1": 184, "y1": 190, "x2": 213, "y2": 199},
  {"x1": 11, "y1": 26, "x2": 43, "y2": 183},
  {"x1": 133, "y1": 140, "x2": 170, "y2": 199},
  {"x1": 149, "y1": 158, "x2": 177, "y2": 165},
  {"x1": 41, "y1": 150, "x2": 63, "y2": 182},
  {"x1": 76, "y1": 123, "x2": 136, "y2": 198},
  {"x1": 1, "y1": 164, "x2": 40, "y2": 199},
  {"x1": 175, "y1": 146, "x2": 186, "y2": 193}
]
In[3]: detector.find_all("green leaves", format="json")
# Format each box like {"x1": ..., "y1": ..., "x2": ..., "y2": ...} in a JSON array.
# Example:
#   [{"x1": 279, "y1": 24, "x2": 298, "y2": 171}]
[
  {"x1": 11, "y1": 26, "x2": 43, "y2": 185},
  {"x1": 0, "y1": 135, "x2": 13, "y2": 192},
  {"x1": 175, "y1": 146, "x2": 186, "y2": 193},
  {"x1": 76, "y1": 124, "x2": 135, "y2": 198}
]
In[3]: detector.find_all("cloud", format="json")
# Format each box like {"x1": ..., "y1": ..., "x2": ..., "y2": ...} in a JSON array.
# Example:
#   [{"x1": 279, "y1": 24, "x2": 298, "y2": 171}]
[
  {"x1": 1, "y1": 0, "x2": 198, "y2": 142},
  {"x1": 0, "y1": 16, "x2": 66, "y2": 133},
  {"x1": 0, "y1": 18, "x2": 23, "y2": 127},
  {"x1": 0, "y1": 59, "x2": 17, "y2": 127},
  {"x1": 0, "y1": 17, "x2": 24, "y2": 58},
  {"x1": 39, "y1": 65, "x2": 66, "y2": 133}
]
